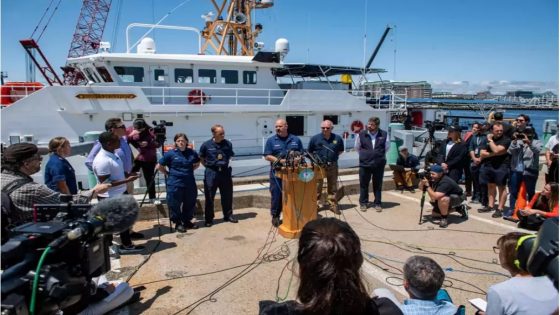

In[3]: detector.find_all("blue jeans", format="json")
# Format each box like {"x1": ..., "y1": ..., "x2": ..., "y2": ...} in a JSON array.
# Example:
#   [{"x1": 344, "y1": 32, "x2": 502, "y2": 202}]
[
  {"x1": 507, "y1": 171, "x2": 537, "y2": 217},
  {"x1": 359, "y1": 165, "x2": 384, "y2": 206}
]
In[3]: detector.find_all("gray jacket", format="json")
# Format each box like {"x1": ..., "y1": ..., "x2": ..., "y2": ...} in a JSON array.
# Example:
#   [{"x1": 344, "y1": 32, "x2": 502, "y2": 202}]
[{"x1": 507, "y1": 140, "x2": 542, "y2": 176}]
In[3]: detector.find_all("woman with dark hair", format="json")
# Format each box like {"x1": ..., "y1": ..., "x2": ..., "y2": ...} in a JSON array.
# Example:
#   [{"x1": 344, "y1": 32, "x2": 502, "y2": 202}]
[
  {"x1": 517, "y1": 182, "x2": 559, "y2": 230},
  {"x1": 259, "y1": 218, "x2": 402, "y2": 315},
  {"x1": 156, "y1": 133, "x2": 200, "y2": 233},
  {"x1": 128, "y1": 118, "x2": 160, "y2": 202},
  {"x1": 478, "y1": 232, "x2": 558, "y2": 315},
  {"x1": 44, "y1": 137, "x2": 77, "y2": 194}
]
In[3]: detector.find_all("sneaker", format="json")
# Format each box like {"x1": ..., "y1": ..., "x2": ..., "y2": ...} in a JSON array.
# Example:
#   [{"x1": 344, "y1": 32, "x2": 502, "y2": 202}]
[
  {"x1": 272, "y1": 216, "x2": 281, "y2": 227},
  {"x1": 149, "y1": 198, "x2": 156, "y2": 204},
  {"x1": 360, "y1": 204, "x2": 368, "y2": 212},
  {"x1": 175, "y1": 224, "x2": 187, "y2": 233},
  {"x1": 492, "y1": 209, "x2": 503, "y2": 218},
  {"x1": 478, "y1": 206, "x2": 492, "y2": 213},
  {"x1": 457, "y1": 205, "x2": 468, "y2": 219},
  {"x1": 375, "y1": 205, "x2": 382, "y2": 212},
  {"x1": 109, "y1": 245, "x2": 120, "y2": 258},
  {"x1": 503, "y1": 216, "x2": 519, "y2": 223},
  {"x1": 129, "y1": 231, "x2": 145, "y2": 239},
  {"x1": 118, "y1": 245, "x2": 145, "y2": 255},
  {"x1": 439, "y1": 218, "x2": 448, "y2": 228},
  {"x1": 331, "y1": 204, "x2": 341, "y2": 215},
  {"x1": 184, "y1": 221, "x2": 199, "y2": 229}
]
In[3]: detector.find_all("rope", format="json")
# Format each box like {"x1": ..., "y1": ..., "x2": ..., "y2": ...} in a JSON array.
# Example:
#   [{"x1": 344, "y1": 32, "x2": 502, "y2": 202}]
[{"x1": 36, "y1": 0, "x2": 63, "y2": 42}]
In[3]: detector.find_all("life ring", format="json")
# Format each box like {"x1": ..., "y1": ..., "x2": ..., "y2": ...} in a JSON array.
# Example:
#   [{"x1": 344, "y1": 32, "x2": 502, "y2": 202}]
[
  {"x1": 188, "y1": 89, "x2": 208, "y2": 105},
  {"x1": 350, "y1": 120, "x2": 364, "y2": 133}
]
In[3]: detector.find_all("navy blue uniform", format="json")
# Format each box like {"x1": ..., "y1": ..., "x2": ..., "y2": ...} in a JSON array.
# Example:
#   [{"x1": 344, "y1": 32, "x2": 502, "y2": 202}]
[
  {"x1": 199, "y1": 139, "x2": 235, "y2": 223},
  {"x1": 307, "y1": 133, "x2": 344, "y2": 165},
  {"x1": 159, "y1": 148, "x2": 200, "y2": 225},
  {"x1": 44, "y1": 154, "x2": 78, "y2": 194},
  {"x1": 263, "y1": 134, "x2": 304, "y2": 217}
]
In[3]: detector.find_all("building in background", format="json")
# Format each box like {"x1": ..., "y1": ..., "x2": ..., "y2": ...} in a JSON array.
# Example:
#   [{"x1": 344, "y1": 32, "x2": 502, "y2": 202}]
[{"x1": 362, "y1": 81, "x2": 432, "y2": 99}]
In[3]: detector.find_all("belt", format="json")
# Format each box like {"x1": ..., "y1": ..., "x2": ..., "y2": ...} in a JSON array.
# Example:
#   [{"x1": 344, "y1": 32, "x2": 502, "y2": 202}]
[{"x1": 207, "y1": 165, "x2": 228, "y2": 172}]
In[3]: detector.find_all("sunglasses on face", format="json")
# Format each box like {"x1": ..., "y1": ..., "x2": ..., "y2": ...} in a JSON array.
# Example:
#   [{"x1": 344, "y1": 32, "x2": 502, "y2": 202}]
[
  {"x1": 115, "y1": 125, "x2": 126, "y2": 129},
  {"x1": 516, "y1": 119, "x2": 525, "y2": 122},
  {"x1": 321, "y1": 127, "x2": 331, "y2": 130}
]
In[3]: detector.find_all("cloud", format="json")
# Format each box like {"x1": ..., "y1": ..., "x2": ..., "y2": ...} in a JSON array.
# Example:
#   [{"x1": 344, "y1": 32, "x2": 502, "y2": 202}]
[{"x1": 430, "y1": 80, "x2": 558, "y2": 95}]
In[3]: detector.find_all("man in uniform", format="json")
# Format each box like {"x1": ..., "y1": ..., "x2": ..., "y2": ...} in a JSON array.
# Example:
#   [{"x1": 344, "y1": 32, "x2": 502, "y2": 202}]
[
  {"x1": 263, "y1": 119, "x2": 304, "y2": 227},
  {"x1": 308, "y1": 120, "x2": 344, "y2": 214},
  {"x1": 354, "y1": 116, "x2": 390, "y2": 212},
  {"x1": 199, "y1": 124, "x2": 238, "y2": 227}
]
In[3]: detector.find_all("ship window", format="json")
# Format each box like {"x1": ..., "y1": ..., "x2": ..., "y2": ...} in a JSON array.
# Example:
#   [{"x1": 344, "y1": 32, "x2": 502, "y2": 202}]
[
  {"x1": 198, "y1": 69, "x2": 217, "y2": 84},
  {"x1": 114, "y1": 66, "x2": 144, "y2": 83},
  {"x1": 221, "y1": 70, "x2": 238, "y2": 84},
  {"x1": 323, "y1": 115, "x2": 339, "y2": 125},
  {"x1": 96, "y1": 67, "x2": 113, "y2": 82},
  {"x1": 243, "y1": 71, "x2": 257, "y2": 84},
  {"x1": 83, "y1": 68, "x2": 97, "y2": 83},
  {"x1": 154, "y1": 69, "x2": 166, "y2": 81},
  {"x1": 175, "y1": 68, "x2": 193, "y2": 83},
  {"x1": 286, "y1": 115, "x2": 304, "y2": 136}
]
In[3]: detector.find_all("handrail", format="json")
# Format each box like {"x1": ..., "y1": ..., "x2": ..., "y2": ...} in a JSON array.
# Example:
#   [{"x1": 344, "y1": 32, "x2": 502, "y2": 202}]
[{"x1": 126, "y1": 23, "x2": 201, "y2": 54}]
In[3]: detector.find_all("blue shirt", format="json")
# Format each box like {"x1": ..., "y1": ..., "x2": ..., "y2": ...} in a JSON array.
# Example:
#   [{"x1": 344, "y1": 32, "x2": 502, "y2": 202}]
[
  {"x1": 199, "y1": 139, "x2": 235, "y2": 168},
  {"x1": 44, "y1": 154, "x2": 78, "y2": 194},
  {"x1": 401, "y1": 298, "x2": 458, "y2": 315},
  {"x1": 263, "y1": 134, "x2": 304, "y2": 162},
  {"x1": 85, "y1": 137, "x2": 133, "y2": 173},
  {"x1": 158, "y1": 148, "x2": 200, "y2": 188},
  {"x1": 307, "y1": 133, "x2": 344, "y2": 163}
]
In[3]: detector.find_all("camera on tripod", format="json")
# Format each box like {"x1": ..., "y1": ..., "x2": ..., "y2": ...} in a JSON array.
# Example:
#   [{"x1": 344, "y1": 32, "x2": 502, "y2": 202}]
[
  {"x1": 152, "y1": 120, "x2": 173, "y2": 144},
  {"x1": 424, "y1": 120, "x2": 446, "y2": 138},
  {"x1": 0, "y1": 195, "x2": 137, "y2": 314}
]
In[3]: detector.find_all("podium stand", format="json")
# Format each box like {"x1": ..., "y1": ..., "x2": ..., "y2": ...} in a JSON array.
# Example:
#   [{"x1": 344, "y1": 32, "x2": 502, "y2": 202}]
[{"x1": 276, "y1": 166, "x2": 323, "y2": 239}]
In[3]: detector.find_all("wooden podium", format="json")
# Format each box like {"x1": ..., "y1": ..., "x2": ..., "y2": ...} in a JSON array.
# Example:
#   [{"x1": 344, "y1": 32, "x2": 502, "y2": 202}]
[{"x1": 276, "y1": 166, "x2": 323, "y2": 239}]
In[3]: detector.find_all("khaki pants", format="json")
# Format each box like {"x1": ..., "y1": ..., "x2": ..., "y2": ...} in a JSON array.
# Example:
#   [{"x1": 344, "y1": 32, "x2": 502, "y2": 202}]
[
  {"x1": 317, "y1": 165, "x2": 339, "y2": 205},
  {"x1": 393, "y1": 170, "x2": 416, "y2": 188}
]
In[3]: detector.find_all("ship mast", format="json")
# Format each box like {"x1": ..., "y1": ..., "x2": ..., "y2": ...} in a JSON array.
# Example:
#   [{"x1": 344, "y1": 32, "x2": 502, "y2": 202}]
[{"x1": 200, "y1": 0, "x2": 272, "y2": 56}]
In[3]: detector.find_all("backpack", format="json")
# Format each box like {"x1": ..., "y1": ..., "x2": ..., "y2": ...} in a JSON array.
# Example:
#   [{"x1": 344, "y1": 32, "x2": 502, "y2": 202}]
[{"x1": 1, "y1": 178, "x2": 32, "y2": 244}]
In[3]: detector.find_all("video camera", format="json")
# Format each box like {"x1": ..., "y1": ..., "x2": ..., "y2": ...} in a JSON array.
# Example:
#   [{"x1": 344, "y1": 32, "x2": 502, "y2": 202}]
[
  {"x1": 1, "y1": 196, "x2": 139, "y2": 315},
  {"x1": 424, "y1": 120, "x2": 446, "y2": 138},
  {"x1": 152, "y1": 120, "x2": 173, "y2": 144}
]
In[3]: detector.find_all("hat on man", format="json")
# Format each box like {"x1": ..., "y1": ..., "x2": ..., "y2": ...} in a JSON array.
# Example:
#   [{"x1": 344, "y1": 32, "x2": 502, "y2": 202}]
[
  {"x1": 447, "y1": 125, "x2": 461, "y2": 133},
  {"x1": 399, "y1": 145, "x2": 408, "y2": 152},
  {"x1": 2, "y1": 143, "x2": 49, "y2": 163},
  {"x1": 430, "y1": 164, "x2": 444, "y2": 174}
]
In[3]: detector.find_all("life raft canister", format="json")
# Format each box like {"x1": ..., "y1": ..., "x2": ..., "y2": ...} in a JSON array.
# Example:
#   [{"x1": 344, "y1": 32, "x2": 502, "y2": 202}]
[
  {"x1": 187, "y1": 89, "x2": 208, "y2": 105},
  {"x1": 350, "y1": 120, "x2": 364, "y2": 133},
  {"x1": 1, "y1": 82, "x2": 44, "y2": 105}
]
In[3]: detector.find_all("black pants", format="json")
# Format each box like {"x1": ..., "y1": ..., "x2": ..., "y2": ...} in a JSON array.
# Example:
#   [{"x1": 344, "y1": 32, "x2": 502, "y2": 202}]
[
  {"x1": 447, "y1": 168, "x2": 463, "y2": 183},
  {"x1": 203, "y1": 167, "x2": 233, "y2": 222},
  {"x1": 546, "y1": 160, "x2": 559, "y2": 184},
  {"x1": 463, "y1": 163, "x2": 472, "y2": 194},
  {"x1": 471, "y1": 164, "x2": 488, "y2": 206},
  {"x1": 132, "y1": 160, "x2": 157, "y2": 199},
  {"x1": 98, "y1": 195, "x2": 132, "y2": 247}
]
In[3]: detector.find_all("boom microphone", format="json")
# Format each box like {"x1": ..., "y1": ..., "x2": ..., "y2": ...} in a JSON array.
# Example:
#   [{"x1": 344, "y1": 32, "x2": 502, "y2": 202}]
[{"x1": 88, "y1": 195, "x2": 140, "y2": 235}]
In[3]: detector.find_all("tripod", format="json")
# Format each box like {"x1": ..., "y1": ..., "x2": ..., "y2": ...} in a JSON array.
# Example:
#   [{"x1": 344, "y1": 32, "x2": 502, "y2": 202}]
[
  {"x1": 418, "y1": 185, "x2": 429, "y2": 225},
  {"x1": 417, "y1": 130, "x2": 436, "y2": 161}
]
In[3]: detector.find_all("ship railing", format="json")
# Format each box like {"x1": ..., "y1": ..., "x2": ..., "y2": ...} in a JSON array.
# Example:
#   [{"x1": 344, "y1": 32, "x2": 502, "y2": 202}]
[
  {"x1": 0, "y1": 84, "x2": 45, "y2": 106},
  {"x1": 350, "y1": 89, "x2": 408, "y2": 110},
  {"x1": 141, "y1": 86, "x2": 288, "y2": 106}
]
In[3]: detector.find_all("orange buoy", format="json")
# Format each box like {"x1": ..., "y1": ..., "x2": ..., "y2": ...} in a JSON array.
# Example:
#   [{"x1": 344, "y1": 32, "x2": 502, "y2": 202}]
[
  {"x1": 187, "y1": 89, "x2": 208, "y2": 105},
  {"x1": 350, "y1": 120, "x2": 364, "y2": 133}
]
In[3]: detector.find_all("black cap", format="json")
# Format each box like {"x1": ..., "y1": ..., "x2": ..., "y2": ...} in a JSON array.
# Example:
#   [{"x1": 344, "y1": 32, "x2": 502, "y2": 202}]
[
  {"x1": 447, "y1": 125, "x2": 461, "y2": 133},
  {"x1": 2, "y1": 143, "x2": 49, "y2": 163}
]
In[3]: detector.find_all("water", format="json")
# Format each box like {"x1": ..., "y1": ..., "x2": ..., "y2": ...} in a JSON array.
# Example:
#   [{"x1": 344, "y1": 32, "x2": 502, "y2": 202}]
[{"x1": 448, "y1": 109, "x2": 559, "y2": 136}]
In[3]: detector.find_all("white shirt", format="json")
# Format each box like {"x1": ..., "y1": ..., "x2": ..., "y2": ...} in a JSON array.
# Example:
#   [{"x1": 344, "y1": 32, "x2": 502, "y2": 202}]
[
  {"x1": 445, "y1": 142, "x2": 455, "y2": 160},
  {"x1": 354, "y1": 130, "x2": 391, "y2": 152},
  {"x1": 545, "y1": 133, "x2": 559, "y2": 152},
  {"x1": 92, "y1": 148, "x2": 127, "y2": 198}
]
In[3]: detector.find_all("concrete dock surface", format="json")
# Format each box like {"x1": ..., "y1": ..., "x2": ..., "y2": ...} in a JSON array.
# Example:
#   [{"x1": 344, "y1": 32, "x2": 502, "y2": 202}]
[{"x1": 107, "y1": 177, "x2": 539, "y2": 315}]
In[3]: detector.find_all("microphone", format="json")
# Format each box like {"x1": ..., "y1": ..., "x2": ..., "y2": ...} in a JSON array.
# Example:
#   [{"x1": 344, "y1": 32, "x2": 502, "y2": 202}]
[{"x1": 87, "y1": 195, "x2": 139, "y2": 235}]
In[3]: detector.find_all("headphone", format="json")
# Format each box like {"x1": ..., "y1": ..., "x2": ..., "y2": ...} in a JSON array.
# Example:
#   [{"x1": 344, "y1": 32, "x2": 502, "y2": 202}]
[{"x1": 514, "y1": 234, "x2": 537, "y2": 270}]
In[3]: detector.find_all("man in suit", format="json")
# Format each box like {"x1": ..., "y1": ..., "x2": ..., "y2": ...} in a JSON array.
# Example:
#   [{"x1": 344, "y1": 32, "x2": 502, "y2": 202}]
[{"x1": 437, "y1": 126, "x2": 467, "y2": 183}]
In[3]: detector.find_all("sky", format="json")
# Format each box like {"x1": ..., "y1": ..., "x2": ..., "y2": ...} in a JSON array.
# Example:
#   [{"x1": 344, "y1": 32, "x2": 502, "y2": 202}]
[{"x1": 1, "y1": 0, "x2": 558, "y2": 94}]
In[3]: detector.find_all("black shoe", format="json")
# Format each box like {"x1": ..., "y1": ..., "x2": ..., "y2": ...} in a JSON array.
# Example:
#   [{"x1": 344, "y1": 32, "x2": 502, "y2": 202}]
[
  {"x1": 184, "y1": 221, "x2": 199, "y2": 229},
  {"x1": 129, "y1": 231, "x2": 145, "y2": 239},
  {"x1": 478, "y1": 206, "x2": 492, "y2": 213},
  {"x1": 272, "y1": 216, "x2": 281, "y2": 227},
  {"x1": 439, "y1": 218, "x2": 448, "y2": 228},
  {"x1": 205, "y1": 221, "x2": 213, "y2": 227},
  {"x1": 492, "y1": 209, "x2": 503, "y2": 218},
  {"x1": 503, "y1": 216, "x2": 519, "y2": 223},
  {"x1": 224, "y1": 216, "x2": 238, "y2": 223},
  {"x1": 175, "y1": 224, "x2": 187, "y2": 233},
  {"x1": 118, "y1": 245, "x2": 145, "y2": 255},
  {"x1": 457, "y1": 205, "x2": 469, "y2": 219},
  {"x1": 406, "y1": 187, "x2": 415, "y2": 193}
]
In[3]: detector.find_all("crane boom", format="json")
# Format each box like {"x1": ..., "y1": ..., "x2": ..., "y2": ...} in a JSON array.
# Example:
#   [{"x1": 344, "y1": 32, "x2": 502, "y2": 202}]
[{"x1": 365, "y1": 25, "x2": 392, "y2": 69}]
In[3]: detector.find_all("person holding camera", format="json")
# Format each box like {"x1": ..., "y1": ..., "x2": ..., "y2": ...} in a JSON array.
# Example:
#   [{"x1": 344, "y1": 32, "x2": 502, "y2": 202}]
[
  {"x1": 436, "y1": 125, "x2": 467, "y2": 183},
  {"x1": 468, "y1": 122, "x2": 488, "y2": 205},
  {"x1": 308, "y1": 120, "x2": 344, "y2": 214},
  {"x1": 156, "y1": 133, "x2": 201, "y2": 233},
  {"x1": 355, "y1": 116, "x2": 390, "y2": 212},
  {"x1": 418, "y1": 165, "x2": 467, "y2": 228},
  {"x1": 199, "y1": 124, "x2": 238, "y2": 227},
  {"x1": 513, "y1": 114, "x2": 539, "y2": 140},
  {"x1": 393, "y1": 146, "x2": 420, "y2": 192},
  {"x1": 263, "y1": 119, "x2": 304, "y2": 227},
  {"x1": 479, "y1": 122, "x2": 511, "y2": 218},
  {"x1": 127, "y1": 118, "x2": 160, "y2": 203},
  {"x1": 505, "y1": 131, "x2": 541, "y2": 221},
  {"x1": 1, "y1": 143, "x2": 111, "y2": 226}
]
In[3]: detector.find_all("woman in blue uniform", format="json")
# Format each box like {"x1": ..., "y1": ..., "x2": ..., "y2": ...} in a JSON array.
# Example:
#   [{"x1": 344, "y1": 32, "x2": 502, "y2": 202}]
[
  {"x1": 44, "y1": 137, "x2": 77, "y2": 194},
  {"x1": 156, "y1": 133, "x2": 200, "y2": 233}
]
